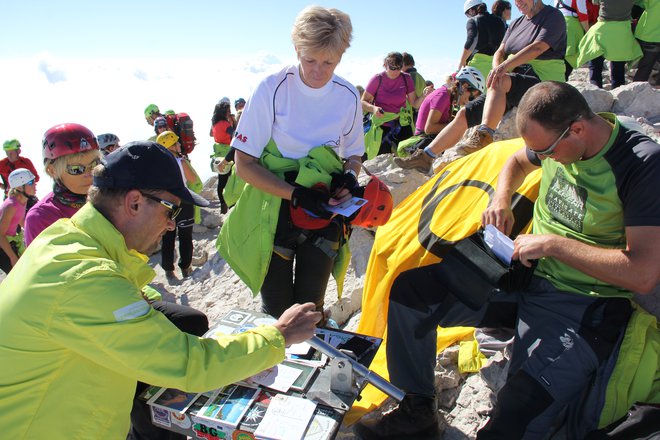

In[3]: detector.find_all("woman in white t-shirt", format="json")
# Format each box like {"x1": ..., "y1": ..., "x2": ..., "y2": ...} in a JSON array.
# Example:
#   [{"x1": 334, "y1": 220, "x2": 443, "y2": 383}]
[{"x1": 229, "y1": 6, "x2": 365, "y2": 321}]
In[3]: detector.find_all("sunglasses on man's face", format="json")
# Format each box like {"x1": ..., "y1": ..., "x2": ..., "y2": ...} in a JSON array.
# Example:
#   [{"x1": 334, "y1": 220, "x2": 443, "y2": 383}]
[
  {"x1": 387, "y1": 64, "x2": 402, "y2": 71},
  {"x1": 66, "y1": 159, "x2": 100, "y2": 176},
  {"x1": 25, "y1": 179, "x2": 35, "y2": 186},
  {"x1": 139, "y1": 192, "x2": 182, "y2": 220},
  {"x1": 527, "y1": 121, "x2": 575, "y2": 156}
]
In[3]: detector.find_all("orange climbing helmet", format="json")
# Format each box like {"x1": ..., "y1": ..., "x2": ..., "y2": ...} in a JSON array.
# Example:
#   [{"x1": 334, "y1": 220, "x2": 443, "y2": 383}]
[{"x1": 351, "y1": 174, "x2": 393, "y2": 228}]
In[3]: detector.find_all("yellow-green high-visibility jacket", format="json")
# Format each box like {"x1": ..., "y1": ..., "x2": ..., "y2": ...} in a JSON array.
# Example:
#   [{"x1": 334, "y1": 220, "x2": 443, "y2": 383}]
[{"x1": 0, "y1": 203, "x2": 285, "y2": 440}]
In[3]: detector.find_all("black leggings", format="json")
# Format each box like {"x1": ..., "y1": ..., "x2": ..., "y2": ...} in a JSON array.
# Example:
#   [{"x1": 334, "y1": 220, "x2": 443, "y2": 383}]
[
  {"x1": 216, "y1": 149, "x2": 235, "y2": 206},
  {"x1": 260, "y1": 202, "x2": 341, "y2": 318},
  {"x1": 0, "y1": 241, "x2": 19, "y2": 275},
  {"x1": 161, "y1": 203, "x2": 195, "y2": 271},
  {"x1": 127, "y1": 301, "x2": 209, "y2": 440}
]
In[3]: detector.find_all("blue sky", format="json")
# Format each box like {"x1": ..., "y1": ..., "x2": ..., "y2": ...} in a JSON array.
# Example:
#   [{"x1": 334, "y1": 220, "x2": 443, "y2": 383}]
[{"x1": 1, "y1": 1, "x2": 521, "y2": 196}]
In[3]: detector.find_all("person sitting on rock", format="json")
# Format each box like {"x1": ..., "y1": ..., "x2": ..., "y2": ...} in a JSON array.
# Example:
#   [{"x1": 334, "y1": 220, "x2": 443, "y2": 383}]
[
  {"x1": 394, "y1": 67, "x2": 486, "y2": 173},
  {"x1": 354, "y1": 81, "x2": 660, "y2": 440},
  {"x1": 362, "y1": 52, "x2": 421, "y2": 157},
  {"x1": 395, "y1": 0, "x2": 567, "y2": 174}
]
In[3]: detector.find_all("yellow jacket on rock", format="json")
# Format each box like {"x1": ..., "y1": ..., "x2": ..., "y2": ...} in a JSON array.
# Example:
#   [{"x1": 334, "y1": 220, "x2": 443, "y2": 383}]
[{"x1": 0, "y1": 203, "x2": 285, "y2": 440}]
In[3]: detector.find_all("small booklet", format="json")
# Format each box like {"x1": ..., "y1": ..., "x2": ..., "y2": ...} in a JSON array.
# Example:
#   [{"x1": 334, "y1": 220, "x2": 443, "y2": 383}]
[{"x1": 253, "y1": 394, "x2": 317, "y2": 440}]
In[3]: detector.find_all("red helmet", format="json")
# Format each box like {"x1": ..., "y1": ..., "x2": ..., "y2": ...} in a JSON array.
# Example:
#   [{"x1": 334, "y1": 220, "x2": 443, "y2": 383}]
[
  {"x1": 351, "y1": 175, "x2": 393, "y2": 228},
  {"x1": 42, "y1": 123, "x2": 99, "y2": 161},
  {"x1": 289, "y1": 183, "x2": 333, "y2": 230}
]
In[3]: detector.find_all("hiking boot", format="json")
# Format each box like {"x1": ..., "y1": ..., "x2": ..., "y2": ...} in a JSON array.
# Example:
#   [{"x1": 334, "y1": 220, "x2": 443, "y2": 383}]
[
  {"x1": 353, "y1": 394, "x2": 440, "y2": 440},
  {"x1": 393, "y1": 149, "x2": 433, "y2": 174},
  {"x1": 181, "y1": 266, "x2": 193, "y2": 278},
  {"x1": 455, "y1": 126, "x2": 494, "y2": 156},
  {"x1": 165, "y1": 270, "x2": 176, "y2": 279},
  {"x1": 220, "y1": 202, "x2": 228, "y2": 214}
]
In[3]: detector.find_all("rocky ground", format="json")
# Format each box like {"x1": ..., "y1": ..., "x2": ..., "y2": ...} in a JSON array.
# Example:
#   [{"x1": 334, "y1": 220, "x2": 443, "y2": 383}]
[
  {"x1": 146, "y1": 78, "x2": 659, "y2": 439},
  {"x1": 2, "y1": 75, "x2": 659, "y2": 439}
]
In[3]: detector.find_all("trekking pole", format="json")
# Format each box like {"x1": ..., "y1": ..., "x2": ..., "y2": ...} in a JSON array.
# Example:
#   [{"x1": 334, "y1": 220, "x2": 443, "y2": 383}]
[{"x1": 307, "y1": 335, "x2": 405, "y2": 402}]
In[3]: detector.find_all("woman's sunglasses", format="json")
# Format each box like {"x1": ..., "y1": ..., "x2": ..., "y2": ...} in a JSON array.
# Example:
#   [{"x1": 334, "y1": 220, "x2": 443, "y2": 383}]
[{"x1": 66, "y1": 159, "x2": 100, "y2": 176}]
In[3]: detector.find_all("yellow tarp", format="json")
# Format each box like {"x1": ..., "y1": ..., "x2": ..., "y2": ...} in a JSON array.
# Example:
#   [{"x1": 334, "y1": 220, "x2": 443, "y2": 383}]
[{"x1": 346, "y1": 138, "x2": 542, "y2": 424}]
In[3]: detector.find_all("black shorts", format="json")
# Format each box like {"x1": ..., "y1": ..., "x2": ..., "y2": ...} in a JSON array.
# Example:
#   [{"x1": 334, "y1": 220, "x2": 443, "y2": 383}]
[
  {"x1": 506, "y1": 73, "x2": 541, "y2": 111},
  {"x1": 462, "y1": 72, "x2": 541, "y2": 129},
  {"x1": 464, "y1": 95, "x2": 486, "y2": 128}
]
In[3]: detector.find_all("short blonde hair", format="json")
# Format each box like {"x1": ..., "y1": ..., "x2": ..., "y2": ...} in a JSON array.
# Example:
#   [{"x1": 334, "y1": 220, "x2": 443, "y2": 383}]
[
  {"x1": 291, "y1": 6, "x2": 352, "y2": 58},
  {"x1": 46, "y1": 149, "x2": 101, "y2": 181}
]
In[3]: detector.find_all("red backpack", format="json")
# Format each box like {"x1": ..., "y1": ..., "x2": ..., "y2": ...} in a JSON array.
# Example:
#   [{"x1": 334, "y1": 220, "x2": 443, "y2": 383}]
[{"x1": 165, "y1": 112, "x2": 197, "y2": 155}]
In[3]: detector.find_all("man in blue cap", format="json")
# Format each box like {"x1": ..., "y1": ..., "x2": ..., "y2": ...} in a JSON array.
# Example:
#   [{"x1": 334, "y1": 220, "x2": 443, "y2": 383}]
[{"x1": 0, "y1": 141, "x2": 321, "y2": 439}]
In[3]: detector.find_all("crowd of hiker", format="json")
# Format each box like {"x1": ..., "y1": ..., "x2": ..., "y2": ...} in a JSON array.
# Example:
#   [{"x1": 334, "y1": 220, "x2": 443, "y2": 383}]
[{"x1": 0, "y1": 1, "x2": 659, "y2": 439}]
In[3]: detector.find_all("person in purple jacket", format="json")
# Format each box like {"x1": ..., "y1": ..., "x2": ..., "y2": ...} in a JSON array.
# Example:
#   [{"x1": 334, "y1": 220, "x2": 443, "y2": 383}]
[{"x1": 24, "y1": 123, "x2": 101, "y2": 246}]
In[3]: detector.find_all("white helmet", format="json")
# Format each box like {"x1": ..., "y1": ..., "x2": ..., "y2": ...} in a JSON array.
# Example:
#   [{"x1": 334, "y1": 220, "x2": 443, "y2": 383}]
[
  {"x1": 97, "y1": 133, "x2": 120, "y2": 150},
  {"x1": 8, "y1": 168, "x2": 35, "y2": 189},
  {"x1": 456, "y1": 66, "x2": 486, "y2": 95},
  {"x1": 464, "y1": 0, "x2": 486, "y2": 14}
]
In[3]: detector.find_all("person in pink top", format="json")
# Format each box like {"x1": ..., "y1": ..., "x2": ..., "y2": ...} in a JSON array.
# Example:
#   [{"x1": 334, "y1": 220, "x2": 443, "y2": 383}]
[
  {"x1": 0, "y1": 168, "x2": 36, "y2": 274},
  {"x1": 362, "y1": 52, "x2": 424, "y2": 156},
  {"x1": 24, "y1": 123, "x2": 101, "y2": 246}
]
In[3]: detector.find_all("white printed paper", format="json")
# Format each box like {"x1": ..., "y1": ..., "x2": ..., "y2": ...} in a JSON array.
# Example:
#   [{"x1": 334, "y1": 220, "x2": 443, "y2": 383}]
[
  {"x1": 324, "y1": 197, "x2": 367, "y2": 217},
  {"x1": 248, "y1": 364, "x2": 302, "y2": 393},
  {"x1": 483, "y1": 224, "x2": 514, "y2": 264}
]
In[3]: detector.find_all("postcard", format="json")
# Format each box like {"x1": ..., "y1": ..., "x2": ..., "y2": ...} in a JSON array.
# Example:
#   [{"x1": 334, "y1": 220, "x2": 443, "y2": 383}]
[
  {"x1": 147, "y1": 388, "x2": 200, "y2": 414},
  {"x1": 197, "y1": 384, "x2": 259, "y2": 428},
  {"x1": 238, "y1": 389, "x2": 276, "y2": 432},
  {"x1": 303, "y1": 405, "x2": 342, "y2": 440}
]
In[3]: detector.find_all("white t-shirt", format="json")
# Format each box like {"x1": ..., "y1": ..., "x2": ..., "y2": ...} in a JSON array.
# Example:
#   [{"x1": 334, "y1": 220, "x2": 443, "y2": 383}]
[{"x1": 231, "y1": 65, "x2": 365, "y2": 160}]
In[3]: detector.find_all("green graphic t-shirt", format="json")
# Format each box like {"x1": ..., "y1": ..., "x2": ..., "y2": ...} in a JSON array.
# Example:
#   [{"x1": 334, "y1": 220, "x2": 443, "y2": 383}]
[{"x1": 532, "y1": 113, "x2": 660, "y2": 297}]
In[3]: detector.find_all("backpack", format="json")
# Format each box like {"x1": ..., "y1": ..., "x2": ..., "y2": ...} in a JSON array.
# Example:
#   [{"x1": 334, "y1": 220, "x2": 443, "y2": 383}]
[{"x1": 165, "y1": 113, "x2": 197, "y2": 155}]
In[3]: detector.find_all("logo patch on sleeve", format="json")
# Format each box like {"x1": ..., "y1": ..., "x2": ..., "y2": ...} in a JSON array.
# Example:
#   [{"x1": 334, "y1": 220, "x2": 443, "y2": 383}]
[{"x1": 113, "y1": 300, "x2": 151, "y2": 322}]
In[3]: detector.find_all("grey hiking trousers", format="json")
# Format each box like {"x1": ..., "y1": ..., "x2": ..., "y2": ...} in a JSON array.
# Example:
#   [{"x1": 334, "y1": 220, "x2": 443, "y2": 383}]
[{"x1": 386, "y1": 268, "x2": 631, "y2": 439}]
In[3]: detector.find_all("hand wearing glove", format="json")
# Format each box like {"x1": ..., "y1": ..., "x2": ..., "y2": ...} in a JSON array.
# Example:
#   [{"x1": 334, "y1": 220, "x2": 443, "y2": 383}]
[
  {"x1": 291, "y1": 186, "x2": 333, "y2": 219},
  {"x1": 330, "y1": 171, "x2": 360, "y2": 198}
]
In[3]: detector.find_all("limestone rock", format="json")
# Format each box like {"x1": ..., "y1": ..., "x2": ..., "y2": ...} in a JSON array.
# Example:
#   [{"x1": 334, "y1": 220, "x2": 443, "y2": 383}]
[
  {"x1": 612, "y1": 82, "x2": 660, "y2": 119},
  {"x1": 569, "y1": 81, "x2": 614, "y2": 113}
]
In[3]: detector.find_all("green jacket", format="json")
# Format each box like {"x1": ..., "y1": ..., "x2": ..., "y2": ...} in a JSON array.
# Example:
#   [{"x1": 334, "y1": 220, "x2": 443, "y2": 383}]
[
  {"x1": 468, "y1": 53, "x2": 495, "y2": 81},
  {"x1": 563, "y1": 15, "x2": 586, "y2": 68},
  {"x1": 635, "y1": 0, "x2": 660, "y2": 43},
  {"x1": 577, "y1": 20, "x2": 643, "y2": 66},
  {"x1": 217, "y1": 140, "x2": 347, "y2": 295},
  {"x1": 364, "y1": 103, "x2": 413, "y2": 160},
  {"x1": 0, "y1": 203, "x2": 285, "y2": 439},
  {"x1": 599, "y1": 306, "x2": 660, "y2": 428}
]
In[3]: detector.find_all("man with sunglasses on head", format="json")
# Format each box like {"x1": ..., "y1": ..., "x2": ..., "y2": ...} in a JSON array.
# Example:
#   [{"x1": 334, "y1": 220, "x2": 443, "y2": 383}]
[
  {"x1": 356, "y1": 81, "x2": 660, "y2": 439},
  {"x1": 0, "y1": 140, "x2": 322, "y2": 439}
]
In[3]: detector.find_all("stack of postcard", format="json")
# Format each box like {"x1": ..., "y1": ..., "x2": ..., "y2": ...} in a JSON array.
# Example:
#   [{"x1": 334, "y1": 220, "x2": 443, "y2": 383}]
[{"x1": 193, "y1": 384, "x2": 260, "y2": 429}]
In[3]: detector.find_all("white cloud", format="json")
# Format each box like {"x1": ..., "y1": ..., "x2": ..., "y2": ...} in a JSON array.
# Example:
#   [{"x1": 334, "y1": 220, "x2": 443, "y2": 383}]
[{"x1": 0, "y1": 51, "x2": 453, "y2": 199}]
